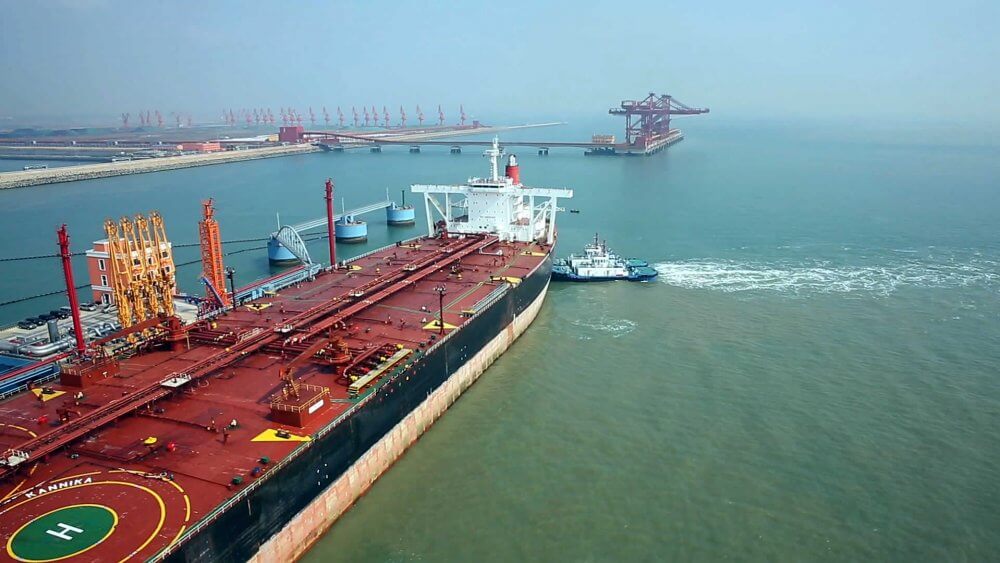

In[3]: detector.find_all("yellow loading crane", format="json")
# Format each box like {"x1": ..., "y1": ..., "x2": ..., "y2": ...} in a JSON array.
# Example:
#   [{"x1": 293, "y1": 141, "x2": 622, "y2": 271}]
[{"x1": 104, "y1": 211, "x2": 177, "y2": 332}]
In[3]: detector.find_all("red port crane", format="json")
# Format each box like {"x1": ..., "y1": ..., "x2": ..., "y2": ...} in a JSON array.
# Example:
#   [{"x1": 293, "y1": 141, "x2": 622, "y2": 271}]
[
  {"x1": 199, "y1": 199, "x2": 230, "y2": 308},
  {"x1": 609, "y1": 92, "x2": 709, "y2": 147},
  {"x1": 120, "y1": 112, "x2": 130, "y2": 128},
  {"x1": 459, "y1": 105, "x2": 466, "y2": 126},
  {"x1": 337, "y1": 107, "x2": 345, "y2": 128},
  {"x1": 383, "y1": 106, "x2": 390, "y2": 128},
  {"x1": 437, "y1": 105, "x2": 445, "y2": 126},
  {"x1": 371, "y1": 105, "x2": 379, "y2": 127},
  {"x1": 352, "y1": 106, "x2": 359, "y2": 128},
  {"x1": 416, "y1": 105, "x2": 424, "y2": 126},
  {"x1": 400, "y1": 105, "x2": 406, "y2": 128}
]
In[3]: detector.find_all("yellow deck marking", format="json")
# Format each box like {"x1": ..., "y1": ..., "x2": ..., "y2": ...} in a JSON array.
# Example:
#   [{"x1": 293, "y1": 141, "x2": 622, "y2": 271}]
[
  {"x1": 251, "y1": 428, "x2": 312, "y2": 442},
  {"x1": 347, "y1": 264, "x2": 363, "y2": 271},
  {"x1": 30, "y1": 389, "x2": 65, "y2": 402},
  {"x1": 162, "y1": 479, "x2": 191, "y2": 523},
  {"x1": 0, "y1": 481, "x2": 166, "y2": 563},
  {"x1": 51, "y1": 471, "x2": 102, "y2": 482},
  {"x1": 4, "y1": 425, "x2": 37, "y2": 437},
  {"x1": 245, "y1": 303, "x2": 272, "y2": 311},
  {"x1": 422, "y1": 319, "x2": 457, "y2": 330},
  {"x1": 6, "y1": 503, "x2": 119, "y2": 563},
  {"x1": 167, "y1": 524, "x2": 187, "y2": 549},
  {"x1": 489, "y1": 275, "x2": 522, "y2": 286},
  {"x1": 521, "y1": 251, "x2": 547, "y2": 257}
]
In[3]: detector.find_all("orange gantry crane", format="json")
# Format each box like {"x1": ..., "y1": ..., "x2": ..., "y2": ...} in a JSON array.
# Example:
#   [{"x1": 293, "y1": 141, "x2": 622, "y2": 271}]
[{"x1": 198, "y1": 198, "x2": 230, "y2": 308}]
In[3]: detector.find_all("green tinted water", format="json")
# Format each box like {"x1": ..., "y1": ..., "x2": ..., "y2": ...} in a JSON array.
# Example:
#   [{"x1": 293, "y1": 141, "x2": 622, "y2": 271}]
[{"x1": 0, "y1": 119, "x2": 997, "y2": 560}]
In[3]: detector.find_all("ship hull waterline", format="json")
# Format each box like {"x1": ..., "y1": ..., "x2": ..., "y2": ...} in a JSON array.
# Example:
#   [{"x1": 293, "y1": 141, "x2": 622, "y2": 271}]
[{"x1": 164, "y1": 254, "x2": 552, "y2": 562}]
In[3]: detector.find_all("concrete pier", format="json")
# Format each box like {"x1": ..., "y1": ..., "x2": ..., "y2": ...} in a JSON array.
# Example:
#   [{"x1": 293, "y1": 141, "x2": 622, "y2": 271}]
[{"x1": 0, "y1": 144, "x2": 319, "y2": 190}]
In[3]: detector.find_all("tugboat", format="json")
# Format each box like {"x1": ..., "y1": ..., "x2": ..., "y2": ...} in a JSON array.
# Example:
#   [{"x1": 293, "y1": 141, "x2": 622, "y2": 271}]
[{"x1": 552, "y1": 234, "x2": 658, "y2": 281}]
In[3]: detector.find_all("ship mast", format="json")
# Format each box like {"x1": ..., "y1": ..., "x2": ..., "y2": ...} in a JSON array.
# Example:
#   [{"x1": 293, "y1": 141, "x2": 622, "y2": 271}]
[{"x1": 484, "y1": 136, "x2": 502, "y2": 181}]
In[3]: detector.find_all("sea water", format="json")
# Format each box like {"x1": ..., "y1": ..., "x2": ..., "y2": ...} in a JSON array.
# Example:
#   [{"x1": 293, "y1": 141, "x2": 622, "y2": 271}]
[{"x1": 0, "y1": 117, "x2": 997, "y2": 560}]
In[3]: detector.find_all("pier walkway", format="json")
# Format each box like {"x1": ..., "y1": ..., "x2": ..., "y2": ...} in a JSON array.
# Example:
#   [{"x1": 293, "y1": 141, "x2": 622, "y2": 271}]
[
  {"x1": 0, "y1": 144, "x2": 319, "y2": 190},
  {"x1": 281, "y1": 200, "x2": 393, "y2": 234}
]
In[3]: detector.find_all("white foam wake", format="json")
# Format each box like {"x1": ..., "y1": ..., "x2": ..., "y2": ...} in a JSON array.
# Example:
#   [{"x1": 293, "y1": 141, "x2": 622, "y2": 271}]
[
  {"x1": 569, "y1": 317, "x2": 637, "y2": 338},
  {"x1": 653, "y1": 257, "x2": 999, "y2": 296}
]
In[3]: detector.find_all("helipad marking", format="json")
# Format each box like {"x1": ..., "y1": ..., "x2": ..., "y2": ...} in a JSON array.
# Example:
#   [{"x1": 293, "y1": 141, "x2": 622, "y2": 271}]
[
  {"x1": 251, "y1": 428, "x2": 312, "y2": 442},
  {"x1": 53, "y1": 471, "x2": 102, "y2": 482},
  {"x1": 0, "y1": 480, "x2": 167, "y2": 563},
  {"x1": 166, "y1": 524, "x2": 187, "y2": 549},
  {"x1": 6, "y1": 504, "x2": 118, "y2": 562},
  {"x1": 30, "y1": 389, "x2": 65, "y2": 402},
  {"x1": 162, "y1": 478, "x2": 191, "y2": 522}
]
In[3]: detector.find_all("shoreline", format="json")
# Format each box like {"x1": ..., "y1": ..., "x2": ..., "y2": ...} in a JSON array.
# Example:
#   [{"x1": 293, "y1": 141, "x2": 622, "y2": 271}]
[
  {"x1": 0, "y1": 144, "x2": 319, "y2": 189},
  {"x1": 0, "y1": 123, "x2": 564, "y2": 189}
]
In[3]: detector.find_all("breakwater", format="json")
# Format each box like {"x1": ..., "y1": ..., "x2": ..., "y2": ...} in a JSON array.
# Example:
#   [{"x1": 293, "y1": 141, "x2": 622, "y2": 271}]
[{"x1": 0, "y1": 144, "x2": 319, "y2": 189}]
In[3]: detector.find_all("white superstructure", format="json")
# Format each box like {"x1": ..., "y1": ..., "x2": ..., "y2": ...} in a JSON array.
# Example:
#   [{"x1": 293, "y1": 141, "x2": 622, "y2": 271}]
[
  {"x1": 564, "y1": 238, "x2": 630, "y2": 278},
  {"x1": 411, "y1": 138, "x2": 573, "y2": 244}
]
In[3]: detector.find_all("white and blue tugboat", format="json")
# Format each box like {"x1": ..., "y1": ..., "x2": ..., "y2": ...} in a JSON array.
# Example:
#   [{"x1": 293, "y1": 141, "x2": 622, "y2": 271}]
[{"x1": 552, "y1": 234, "x2": 658, "y2": 282}]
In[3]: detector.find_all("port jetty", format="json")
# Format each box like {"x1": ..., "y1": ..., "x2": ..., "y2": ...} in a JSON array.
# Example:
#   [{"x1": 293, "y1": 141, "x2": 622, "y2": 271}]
[
  {"x1": 0, "y1": 91, "x2": 710, "y2": 190},
  {"x1": 0, "y1": 144, "x2": 317, "y2": 189},
  {"x1": 0, "y1": 123, "x2": 558, "y2": 190}
]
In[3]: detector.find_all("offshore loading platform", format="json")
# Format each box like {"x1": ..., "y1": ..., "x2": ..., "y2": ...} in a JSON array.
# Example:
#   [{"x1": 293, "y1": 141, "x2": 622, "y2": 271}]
[
  {"x1": 303, "y1": 92, "x2": 708, "y2": 157},
  {"x1": 0, "y1": 140, "x2": 572, "y2": 561}
]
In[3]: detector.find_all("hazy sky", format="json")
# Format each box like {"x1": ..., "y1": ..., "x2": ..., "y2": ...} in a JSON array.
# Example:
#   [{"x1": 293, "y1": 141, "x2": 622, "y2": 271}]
[{"x1": 1, "y1": 0, "x2": 996, "y2": 124}]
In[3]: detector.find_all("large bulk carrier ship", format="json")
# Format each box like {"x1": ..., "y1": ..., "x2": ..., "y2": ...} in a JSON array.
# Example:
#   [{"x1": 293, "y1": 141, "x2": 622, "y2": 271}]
[{"x1": 0, "y1": 140, "x2": 572, "y2": 562}]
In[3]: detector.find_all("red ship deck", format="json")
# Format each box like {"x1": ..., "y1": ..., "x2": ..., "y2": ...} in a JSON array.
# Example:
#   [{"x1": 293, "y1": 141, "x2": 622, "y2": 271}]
[{"x1": 0, "y1": 234, "x2": 549, "y2": 562}]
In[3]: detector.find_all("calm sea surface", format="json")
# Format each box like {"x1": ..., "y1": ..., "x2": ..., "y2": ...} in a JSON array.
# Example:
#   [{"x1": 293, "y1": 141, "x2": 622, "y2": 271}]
[{"x1": 1, "y1": 118, "x2": 998, "y2": 560}]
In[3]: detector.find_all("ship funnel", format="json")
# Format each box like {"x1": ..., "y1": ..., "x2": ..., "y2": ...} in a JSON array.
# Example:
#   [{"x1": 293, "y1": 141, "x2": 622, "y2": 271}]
[{"x1": 505, "y1": 154, "x2": 520, "y2": 185}]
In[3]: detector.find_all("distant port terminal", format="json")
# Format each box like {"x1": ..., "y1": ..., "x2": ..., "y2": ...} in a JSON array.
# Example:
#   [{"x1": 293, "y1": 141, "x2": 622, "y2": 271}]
[{"x1": 0, "y1": 93, "x2": 707, "y2": 189}]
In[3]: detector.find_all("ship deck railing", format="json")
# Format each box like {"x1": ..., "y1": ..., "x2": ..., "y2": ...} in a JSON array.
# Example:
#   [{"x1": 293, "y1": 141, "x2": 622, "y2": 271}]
[
  {"x1": 150, "y1": 235, "x2": 520, "y2": 561},
  {"x1": 269, "y1": 384, "x2": 330, "y2": 412}
]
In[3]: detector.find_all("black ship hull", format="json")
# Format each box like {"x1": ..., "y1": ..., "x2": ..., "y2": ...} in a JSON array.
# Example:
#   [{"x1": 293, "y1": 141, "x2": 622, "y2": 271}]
[{"x1": 163, "y1": 254, "x2": 552, "y2": 562}]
